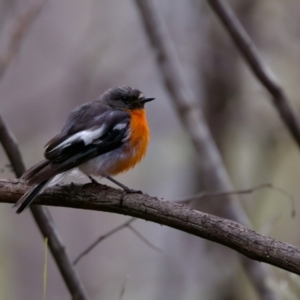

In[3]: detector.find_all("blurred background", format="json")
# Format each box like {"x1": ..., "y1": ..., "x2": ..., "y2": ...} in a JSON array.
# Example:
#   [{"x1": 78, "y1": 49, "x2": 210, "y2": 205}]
[{"x1": 1, "y1": 0, "x2": 300, "y2": 299}]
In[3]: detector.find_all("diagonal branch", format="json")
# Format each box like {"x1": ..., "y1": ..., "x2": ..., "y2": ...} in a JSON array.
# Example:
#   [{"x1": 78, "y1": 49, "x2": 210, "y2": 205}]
[
  {"x1": 0, "y1": 115, "x2": 90, "y2": 300},
  {"x1": 0, "y1": 3, "x2": 90, "y2": 298},
  {"x1": 1, "y1": 179, "x2": 300, "y2": 276},
  {"x1": 0, "y1": 115, "x2": 26, "y2": 177},
  {"x1": 207, "y1": 0, "x2": 300, "y2": 147},
  {"x1": 133, "y1": 1, "x2": 279, "y2": 299}
]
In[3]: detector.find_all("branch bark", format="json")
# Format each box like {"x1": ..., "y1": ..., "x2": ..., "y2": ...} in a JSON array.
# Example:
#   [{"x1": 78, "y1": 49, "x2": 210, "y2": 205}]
[{"x1": 1, "y1": 179, "x2": 299, "y2": 276}]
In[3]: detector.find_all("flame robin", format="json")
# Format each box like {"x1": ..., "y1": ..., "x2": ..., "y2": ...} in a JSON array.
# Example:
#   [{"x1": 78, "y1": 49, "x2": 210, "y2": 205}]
[{"x1": 14, "y1": 86, "x2": 154, "y2": 213}]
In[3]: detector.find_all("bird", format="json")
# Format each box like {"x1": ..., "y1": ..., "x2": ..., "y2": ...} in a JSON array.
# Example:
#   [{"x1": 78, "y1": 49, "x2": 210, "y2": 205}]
[{"x1": 14, "y1": 86, "x2": 155, "y2": 213}]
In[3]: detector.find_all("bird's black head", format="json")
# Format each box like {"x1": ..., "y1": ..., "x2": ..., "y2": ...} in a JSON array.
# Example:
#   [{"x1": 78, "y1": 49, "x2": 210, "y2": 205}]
[{"x1": 100, "y1": 86, "x2": 155, "y2": 110}]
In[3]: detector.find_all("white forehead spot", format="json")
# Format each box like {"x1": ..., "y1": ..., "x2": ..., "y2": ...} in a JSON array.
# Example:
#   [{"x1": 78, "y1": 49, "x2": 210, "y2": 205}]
[{"x1": 138, "y1": 92, "x2": 144, "y2": 99}]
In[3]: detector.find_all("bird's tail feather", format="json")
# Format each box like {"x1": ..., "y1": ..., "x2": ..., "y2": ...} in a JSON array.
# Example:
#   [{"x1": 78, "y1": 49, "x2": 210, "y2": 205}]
[
  {"x1": 14, "y1": 180, "x2": 50, "y2": 214},
  {"x1": 22, "y1": 159, "x2": 51, "y2": 185}
]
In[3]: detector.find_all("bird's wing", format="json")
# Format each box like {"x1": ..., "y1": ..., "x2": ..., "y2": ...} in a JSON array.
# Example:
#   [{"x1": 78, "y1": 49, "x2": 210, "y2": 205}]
[
  {"x1": 45, "y1": 102, "x2": 130, "y2": 160},
  {"x1": 44, "y1": 101, "x2": 109, "y2": 151},
  {"x1": 22, "y1": 109, "x2": 131, "y2": 184}
]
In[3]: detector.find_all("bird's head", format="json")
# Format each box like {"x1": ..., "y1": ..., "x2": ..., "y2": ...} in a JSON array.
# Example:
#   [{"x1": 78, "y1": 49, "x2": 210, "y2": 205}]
[{"x1": 101, "y1": 86, "x2": 155, "y2": 110}]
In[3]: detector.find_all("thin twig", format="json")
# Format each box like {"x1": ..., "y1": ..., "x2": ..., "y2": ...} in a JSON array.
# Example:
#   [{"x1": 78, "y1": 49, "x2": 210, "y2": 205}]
[
  {"x1": 127, "y1": 225, "x2": 163, "y2": 253},
  {"x1": 74, "y1": 218, "x2": 162, "y2": 265},
  {"x1": 0, "y1": 2, "x2": 90, "y2": 299},
  {"x1": 1, "y1": 180, "x2": 300, "y2": 276},
  {"x1": 133, "y1": 1, "x2": 280, "y2": 300},
  {"x1": 118, "y1": 275, "x2": 130, "y2": 300},
  {"x1": 207, "y1": 0, "x2": 300, "y2": 147},
  {"x1": 175, "y1": 183, "x2": 295, "y2": 217},
  {"x1": 74, "y1": 218, "x2": 136, "y2": 265}
]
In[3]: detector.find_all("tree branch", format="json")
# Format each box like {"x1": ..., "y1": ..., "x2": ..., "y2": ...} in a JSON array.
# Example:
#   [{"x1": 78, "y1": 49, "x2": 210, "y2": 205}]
[
  {"x1": 134, "y1": 1, "x2": 279, "y2": 299},
  {"x1": 207, "y1": 0, "x2": 300, "y2": 147},
  {"x1": 0, "y1": 2, "x2": 90, "y2": 299},
  {"x1": 1, "y1": 179, "x2": 300, "y2": 276},
  {"x1": 0, "y1": 115, "x2": 26, "y2": 177},
  {"x1": 0, "y1": 114, "x2": 90, "y2": 300}
]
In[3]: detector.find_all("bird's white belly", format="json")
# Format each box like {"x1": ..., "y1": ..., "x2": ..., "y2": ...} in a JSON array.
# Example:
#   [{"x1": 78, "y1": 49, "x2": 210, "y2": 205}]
[{"x1": 78, "y1": 147, "x2": 134, "y2": 177}]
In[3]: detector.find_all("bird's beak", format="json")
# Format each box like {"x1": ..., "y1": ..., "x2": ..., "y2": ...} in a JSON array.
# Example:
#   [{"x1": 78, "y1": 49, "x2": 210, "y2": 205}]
[{"x1": 140, "y1": 97, "x2": 155, "y2": 104}]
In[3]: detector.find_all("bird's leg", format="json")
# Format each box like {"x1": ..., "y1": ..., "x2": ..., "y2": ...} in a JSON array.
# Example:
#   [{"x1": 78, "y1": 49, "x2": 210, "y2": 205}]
[
  {"x1": 88, "y1": 176, "x2": 100, "y2": 185},
  {"x1": 103, "y1": 174, "x2": 142, "y2": 194}
]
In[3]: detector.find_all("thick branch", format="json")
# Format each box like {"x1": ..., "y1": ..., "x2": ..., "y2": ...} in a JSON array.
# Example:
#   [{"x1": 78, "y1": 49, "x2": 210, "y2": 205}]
[{"x1": 1, "y1": 179, "x2": 300, "y2": 275}]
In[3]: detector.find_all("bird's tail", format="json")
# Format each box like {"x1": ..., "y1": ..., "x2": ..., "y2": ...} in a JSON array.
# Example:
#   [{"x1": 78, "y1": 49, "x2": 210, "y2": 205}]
[{"x1": 14, "y1": 180, "x2": 50, "y2": 214}]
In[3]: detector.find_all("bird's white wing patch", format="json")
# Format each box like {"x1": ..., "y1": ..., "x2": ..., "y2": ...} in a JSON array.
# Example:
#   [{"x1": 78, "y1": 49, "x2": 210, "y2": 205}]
[
  {"x1": 113, "y1": 123, "x2": 127, "y2": 131},
  {"x1": 48, "y1": 126, "x2": 105, "y2": 152},
  {"x1": 112, "y1": 123, "x2": 130, "y2": 142}
]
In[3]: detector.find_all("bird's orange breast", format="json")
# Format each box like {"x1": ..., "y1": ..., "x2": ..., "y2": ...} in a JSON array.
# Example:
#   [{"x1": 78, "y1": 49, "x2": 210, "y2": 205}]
[{"x1": 107, "y1": 109, "x2": 150, "y2": 175}]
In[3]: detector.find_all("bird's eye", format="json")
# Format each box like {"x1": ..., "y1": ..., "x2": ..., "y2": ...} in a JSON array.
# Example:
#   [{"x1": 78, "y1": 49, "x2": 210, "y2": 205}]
[{"x1": 121, "y1": 96, "x2": 129, "y2": 102}]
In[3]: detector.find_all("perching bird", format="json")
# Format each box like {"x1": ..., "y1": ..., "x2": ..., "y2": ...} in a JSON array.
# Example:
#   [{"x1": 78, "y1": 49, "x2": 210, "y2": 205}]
[{"x1": 14, "y1": 86, "x2": 154, "y2": 213}]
